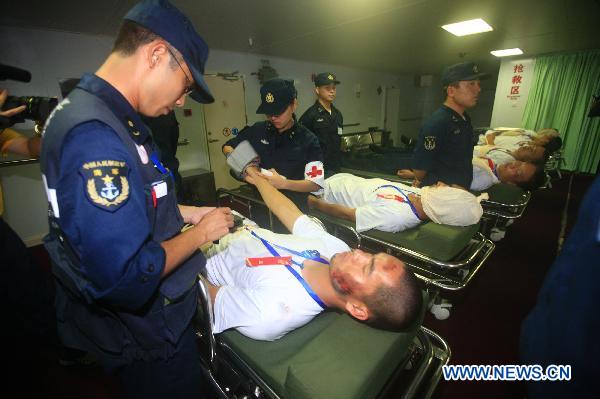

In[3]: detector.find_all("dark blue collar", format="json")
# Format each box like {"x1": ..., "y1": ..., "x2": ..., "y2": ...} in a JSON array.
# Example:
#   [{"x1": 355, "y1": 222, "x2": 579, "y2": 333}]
[
  {"x1": 441, "y1": 105, "x2": 471, "y2": 123},
  {"x1": 77, "y1": 73, "x2": 151, "y2": 144},
  {"x1": 315, "y1": 100, "x2": 337, "y2": 115}
]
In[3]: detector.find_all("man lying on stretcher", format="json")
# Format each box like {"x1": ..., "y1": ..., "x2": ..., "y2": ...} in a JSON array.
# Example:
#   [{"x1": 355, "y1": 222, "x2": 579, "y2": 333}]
[
  {"x1": 203, "y1": 166, "x2": 423, "y2": 341},
  {"x1": 397, "y1": 156, "x2": 545, "y2": 191},
  {"x1": 307, "y1": 173, "x2": 485, "y2": 233}
]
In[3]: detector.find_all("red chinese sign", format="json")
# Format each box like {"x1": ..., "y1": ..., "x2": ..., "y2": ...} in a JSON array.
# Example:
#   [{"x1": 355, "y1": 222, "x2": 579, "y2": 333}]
[{"x1": 508, "y1": 63, "x2": 525, "y2": 100}]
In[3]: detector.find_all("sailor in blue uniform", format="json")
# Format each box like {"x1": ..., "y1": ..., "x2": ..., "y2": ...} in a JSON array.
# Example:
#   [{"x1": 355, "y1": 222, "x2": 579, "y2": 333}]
[
  {"x1": 521, "y1": 175, "x2": 600, "y2": 398},
  {"x1": 39, "y1": 1, "x2": 233, "y2": 396},
  {"x1": 299, "y1": 72, "x2": 344, "y2": 175},
  {"x1": 412, "y1": 62, "x2": 488, "y2": 189},
  {"x1": 223, "y1": 78, "x2": 324, "y2": 211}
]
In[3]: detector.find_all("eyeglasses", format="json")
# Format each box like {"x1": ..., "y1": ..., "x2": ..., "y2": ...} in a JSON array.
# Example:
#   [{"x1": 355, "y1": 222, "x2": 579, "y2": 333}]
[{"x1": 167, "y1": 47, "x2": 194, "y2": 96}]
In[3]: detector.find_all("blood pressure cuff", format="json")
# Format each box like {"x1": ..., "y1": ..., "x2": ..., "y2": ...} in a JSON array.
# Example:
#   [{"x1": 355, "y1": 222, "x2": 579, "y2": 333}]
[{"x1": 227, "y1": 140, "x2": 260, "y2": 179}]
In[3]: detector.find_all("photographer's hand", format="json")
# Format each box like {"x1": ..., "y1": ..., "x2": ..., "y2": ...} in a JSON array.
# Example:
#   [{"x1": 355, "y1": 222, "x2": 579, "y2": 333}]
[
  {"x1": 0, "y1": 89, "x2": 26, "y2": 118},
  {"x1": 0, "y1": 88, "x2": 40, "y2": 157}
]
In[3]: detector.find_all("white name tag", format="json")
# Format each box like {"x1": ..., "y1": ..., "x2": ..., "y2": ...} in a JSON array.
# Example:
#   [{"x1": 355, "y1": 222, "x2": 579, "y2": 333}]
[
  {"x1": 337, "y1": 127, "x2": 343, "y2": 135},
  {"x1": 153, "y1": 181, "x2": 168, "y2": 198}
]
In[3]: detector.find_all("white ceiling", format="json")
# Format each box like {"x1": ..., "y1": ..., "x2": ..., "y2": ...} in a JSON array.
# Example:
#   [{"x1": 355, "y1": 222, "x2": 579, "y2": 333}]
[{"x1": 2, "y1": 0, "x2": 599, "y2": 76}]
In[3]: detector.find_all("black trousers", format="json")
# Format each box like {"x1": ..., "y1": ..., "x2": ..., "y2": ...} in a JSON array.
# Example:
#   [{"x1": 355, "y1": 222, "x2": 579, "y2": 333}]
[
  {"x1": 0, "y1": 217, "x2": 57, "y2": 394},
  {"x1": 102, "y1": 324, "x2": 210, "y2": 399}
]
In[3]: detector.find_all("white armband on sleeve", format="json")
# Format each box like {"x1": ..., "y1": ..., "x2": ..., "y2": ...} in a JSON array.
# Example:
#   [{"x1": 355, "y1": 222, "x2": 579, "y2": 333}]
[{"x1": 304, "y1": 160, "x2": 325, "y2": 195}]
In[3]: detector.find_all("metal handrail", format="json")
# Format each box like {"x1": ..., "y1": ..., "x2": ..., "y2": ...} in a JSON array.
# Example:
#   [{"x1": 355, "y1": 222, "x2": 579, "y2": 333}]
[
  {"x1": 0, "y1": 158, "x2": 39, "y2": 168},
  {"x1": 420, "y1": 327, "x2": 451, "y2": 399}
]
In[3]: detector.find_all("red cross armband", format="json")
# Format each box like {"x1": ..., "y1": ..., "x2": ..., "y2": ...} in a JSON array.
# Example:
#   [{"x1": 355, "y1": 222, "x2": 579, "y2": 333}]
[{"x1": 304, "y1": 161, "x2": 325, "y2": 192}]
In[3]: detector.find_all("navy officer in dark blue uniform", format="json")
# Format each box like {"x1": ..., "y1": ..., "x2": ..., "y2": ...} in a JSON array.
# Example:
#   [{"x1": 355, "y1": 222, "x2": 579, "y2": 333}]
[
  {"x1": 521, "y1": 175, "x2": 600, "y2": 398},
  {"x1": 223, "y1": 78, "x2": 324, "y2": 211},
  {"x1": 411, "y1": 62, "x2": 488, "y2": 189},
  {"x1": 39, "y1": 1, "x2": 233, "y2": 397},
  {"x1": 299, "y1": 72, "x2": 344, "y2": 176}
]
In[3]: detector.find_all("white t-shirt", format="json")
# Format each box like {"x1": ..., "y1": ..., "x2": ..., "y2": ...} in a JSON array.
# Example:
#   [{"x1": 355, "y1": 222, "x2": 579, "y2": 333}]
[
  {"x1": 204, "y1": 215, "x2": 350, "y2": 341},
  {"x1": 478, "y1": 130, "x2": 534, "y2": 150},
  {"x1": 471, "y1": 164, "x2": 499, "y2": 191},
  {"x1": 493, "y1": 134, "x2": 531, "y2": 150},
  {"x1": 473, "y1": 146, "x2": 515, "y2": 166},
  {"x1": 322, "y1": 173, "x2": 422, "y2": 233}
]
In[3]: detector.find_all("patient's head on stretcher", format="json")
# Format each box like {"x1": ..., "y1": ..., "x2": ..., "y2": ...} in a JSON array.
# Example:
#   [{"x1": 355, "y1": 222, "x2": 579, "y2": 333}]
[{"x1": 328, "y1": 249, "x2": 422, "y2": 331}]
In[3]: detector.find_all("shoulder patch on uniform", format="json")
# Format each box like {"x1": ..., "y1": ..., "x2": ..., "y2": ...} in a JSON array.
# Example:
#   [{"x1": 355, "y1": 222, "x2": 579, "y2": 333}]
[
  {"x1": 80, "y1": 160, "x2": 130, "y2": 212},
  {"x1": 424, "y1": 136, "x2": 436, "y2": 150}
]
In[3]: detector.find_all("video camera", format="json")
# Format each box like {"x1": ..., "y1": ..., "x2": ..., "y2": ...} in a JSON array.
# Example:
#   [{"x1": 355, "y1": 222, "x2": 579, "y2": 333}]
[
  {"x1": 2, "y1": 95, "x2": 58, "y2": 124},
  {"x1": 1, "y1": 63, "x2": 58, "y2": 129}
]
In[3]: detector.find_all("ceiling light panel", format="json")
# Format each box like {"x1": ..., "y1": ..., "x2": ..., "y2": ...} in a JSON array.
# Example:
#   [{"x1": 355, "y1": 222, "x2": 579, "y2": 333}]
[
  {"x1": 442, "y1": 18, "x2": 493, "y2": 36},
  {"x1": 490, "y1": 48, "x2": 524, "y2": 57}
]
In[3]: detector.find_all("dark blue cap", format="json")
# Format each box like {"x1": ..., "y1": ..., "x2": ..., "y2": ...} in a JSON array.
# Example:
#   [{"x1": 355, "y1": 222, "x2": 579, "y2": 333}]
[
  {"x1": 124, "y1": 0, "x2": 214, "y2": 103},
  {"x1": 314, "y1": 72, "x2": 340, "y2": 86},
  {"x1": 441, "y1": 62, "x2": 488, "y2": 86},
  {"x1": 256, "y1": 78, "x2": 297, "y2": 115}
]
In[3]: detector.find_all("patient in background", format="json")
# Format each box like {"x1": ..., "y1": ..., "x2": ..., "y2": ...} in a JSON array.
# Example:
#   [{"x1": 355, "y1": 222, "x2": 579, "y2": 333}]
[
  {"x1": 473, "y1": 138, "x2": 548, "y2": 165},
  {"x1": 470, "y1": 157, "x2": 546, "y2": 191},
  {"x1": 399, "y1": 157, "x2": 545, "y2": 191},
  {"x1": 202, "y1": 167, "x2": 423, "y2": 341},
  {"x1": 480, "y1": 127, "x2": 562, "y2": 153},
  {"x1": 307, "y1": 173, "x2": 485, "y2": 233}
]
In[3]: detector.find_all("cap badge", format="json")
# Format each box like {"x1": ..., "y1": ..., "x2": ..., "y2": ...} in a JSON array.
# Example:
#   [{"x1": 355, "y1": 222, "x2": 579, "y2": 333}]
[
  {"x1": 473, "y1": 65, "x2": 479, "y2": 73},
  {"x1": 327, "y1": 74, "x2": 334, "y2": 80},
  {"x1": 265, "y1": 92, "x2": 275, "y2": 103}
]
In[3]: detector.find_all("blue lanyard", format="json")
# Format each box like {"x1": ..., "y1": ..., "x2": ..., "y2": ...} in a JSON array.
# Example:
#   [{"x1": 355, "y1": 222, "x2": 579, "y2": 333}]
[
  {"x1": 375, "y1": 185, "x2": 424, "y2": 221},
  {"x1": 250, "y1": 230, "x2": 327, "y2": 309},
  {"x1": 150, "y1": 152, "x2": 173, "y2": 178}
]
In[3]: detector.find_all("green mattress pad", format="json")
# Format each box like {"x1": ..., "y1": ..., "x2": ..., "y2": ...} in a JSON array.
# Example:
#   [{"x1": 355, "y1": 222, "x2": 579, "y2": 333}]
[
  {"x1": 475, "y1": 183, "x2": 527, "y2": 205},
  {"x1": 220, "y1": 306, "x2": 423, "y2": 399},
  {"x1": 309, "y1": 208, "x2": 478, "y2": 262}
]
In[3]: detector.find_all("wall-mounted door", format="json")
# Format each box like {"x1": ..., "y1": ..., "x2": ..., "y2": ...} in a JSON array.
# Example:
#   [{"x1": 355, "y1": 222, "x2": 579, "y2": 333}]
[{"x1": 203, "y1": 75, "x2": 248, "y2": 190}]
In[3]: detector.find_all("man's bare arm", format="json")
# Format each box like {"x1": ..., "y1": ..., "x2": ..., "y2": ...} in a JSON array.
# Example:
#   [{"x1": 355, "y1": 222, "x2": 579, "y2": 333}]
[
  {"x1": 307, "y1": 195, "x2": 356, "y2": 222},
  {"x1": 246, "y1": 167, "x2": 303, "y2": 232},
  {"x1": 274, "y1": 177, "x2": 320, "y2": 192},
  {"x1": 412, "y1": 169, "x2": 427, "y2": 187}
]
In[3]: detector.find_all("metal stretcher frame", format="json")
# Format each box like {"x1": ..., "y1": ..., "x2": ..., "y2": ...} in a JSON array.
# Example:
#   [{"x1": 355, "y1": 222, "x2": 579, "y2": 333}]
[
  {"x1": 194, "y1": 278, "x2": 451, "y2": 399},
  {"x1": 543, "y1": 150, "x2": 565, "y2": 189},
  {"x1": 311, "y1": 211, "x2": 495, "y2": 291},
  {"x1": 340, "y1": 167, "x2": 532, "y2": 225},
  {"x1": 217, "y1": 186, "x2": 495, "y2": 291}
]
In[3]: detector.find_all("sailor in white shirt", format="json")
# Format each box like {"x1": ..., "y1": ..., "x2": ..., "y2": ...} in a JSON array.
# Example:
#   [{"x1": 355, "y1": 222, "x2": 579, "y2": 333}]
[
  {"x1": 308, "y1": 173, "x2": 485, "y2": 233},
  {"x1": 473, "y1": 144, "x2": 546, "y2": 165},
  {"x1": 399, "y1": 157, "x2": 543, "y2": 192},
  {"x1": 203, "y1": 167, "x2": 424, "y2": 341}
]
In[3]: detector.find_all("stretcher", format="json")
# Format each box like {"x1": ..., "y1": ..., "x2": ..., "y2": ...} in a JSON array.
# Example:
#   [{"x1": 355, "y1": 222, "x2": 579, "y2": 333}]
[
  {"x1": 217, "y1": 185, "x2": 494, "y2": 291},
  {"x1": 195, "y1": 277, "x2": 450, "y2": 399},
  {"x1": 543, "y1": 149, "x2": 565, "y2": 188},
  {"x1": 340, "y1": 167, "x2": 531, "y2": 232},
  {"x1": 308, "y1": 208, "x2": 494, "y2": 291}
]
